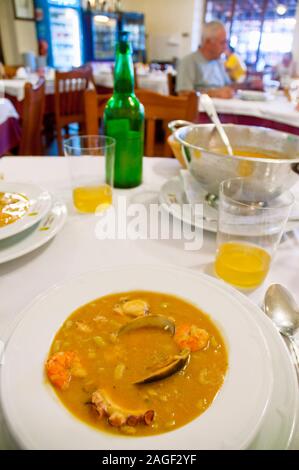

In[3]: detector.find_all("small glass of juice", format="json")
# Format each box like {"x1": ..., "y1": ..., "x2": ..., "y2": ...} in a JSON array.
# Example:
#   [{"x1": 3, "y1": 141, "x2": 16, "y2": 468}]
[
  {"x1": 215, "y1": 177, "x2": 294, "y2": 289},
  {"x1": 64, "y1": 135, "x2": 115, "y2": 213}
]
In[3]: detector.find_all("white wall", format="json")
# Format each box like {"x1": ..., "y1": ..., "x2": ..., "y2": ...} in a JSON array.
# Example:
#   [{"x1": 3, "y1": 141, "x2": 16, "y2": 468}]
[
  {"x1": 122, "y1": 0, "x2": 203, "y2": 61},
  {"x1": 0, "y1": 0, "x2": 37, "y2": 65},
  {"x1": 15, "y1": 21, "x2": 38, "y2": 56},
  {"x1": 0, "y1": 0, "x2": 19, "y2": 64}
]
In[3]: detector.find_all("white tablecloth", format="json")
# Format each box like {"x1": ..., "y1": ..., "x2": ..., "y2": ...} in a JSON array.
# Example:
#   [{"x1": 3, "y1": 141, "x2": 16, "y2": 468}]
[
  {"x1": 199, "y1": 95, "x2": 299, "y2": 128},
  {"x1": 0, "y1": 157, "x2": 299, "y2": 449},
  {"x1": 0, "y1": 98, "x2": 19, "y2": 126},
  {"x1": 0, "y1": 78, "x2": 54, "y2": 101},
  {"x1": 1, "y1": 71, "x2": 169, "y2": 101}
]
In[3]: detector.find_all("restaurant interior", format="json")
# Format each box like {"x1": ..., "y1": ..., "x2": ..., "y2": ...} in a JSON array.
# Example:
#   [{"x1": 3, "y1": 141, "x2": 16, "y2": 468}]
[{"x1": 1, "y1": 0, "x2": 299, "y2": 453}]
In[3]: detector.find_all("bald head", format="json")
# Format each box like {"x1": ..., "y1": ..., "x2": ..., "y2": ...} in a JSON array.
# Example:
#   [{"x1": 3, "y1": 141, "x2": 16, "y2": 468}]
[{"x1": 200, "y1": 21, "x2": 227, "y2": 61}]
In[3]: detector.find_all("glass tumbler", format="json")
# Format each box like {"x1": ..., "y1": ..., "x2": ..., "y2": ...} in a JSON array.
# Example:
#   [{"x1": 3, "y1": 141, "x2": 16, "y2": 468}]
[{"x1": 214, "y1": 177, "x2": 294, "y2": 289}]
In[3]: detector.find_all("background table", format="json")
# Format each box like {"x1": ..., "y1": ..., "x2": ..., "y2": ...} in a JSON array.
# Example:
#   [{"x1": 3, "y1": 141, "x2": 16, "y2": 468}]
[
  {"x1": 1, "y1": 69, "x2": 169, "y2": 102},
  {"x1": 199, "y1": 95, "x2": 299, "y2": 135},
  {"x1": 0, "y1": 157, "x2": 299, "y2": 449},
  {"x1": 0, "y1": 99, "x2": 21, "y2": 156},
  {"x1": 92, "y1": 69, "x2": 169, "y2": 95}
]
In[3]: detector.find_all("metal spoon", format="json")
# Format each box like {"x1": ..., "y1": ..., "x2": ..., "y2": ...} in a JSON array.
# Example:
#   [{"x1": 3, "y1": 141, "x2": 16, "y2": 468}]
[
  {"x1": 200, "y1": 93, "x2": 234, "y2": 157},
  {"x1": 264, "y1": 284, "x2": 299, "y2": 382}
]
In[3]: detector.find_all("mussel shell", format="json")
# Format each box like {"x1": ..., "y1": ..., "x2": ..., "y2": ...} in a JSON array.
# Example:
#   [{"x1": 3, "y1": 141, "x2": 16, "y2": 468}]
[
  {"x1": 134, "y1": 349, "x2": 190, "y2": 385},
  {"x1": 118, "y1": 314, "x2": 175, "y2": 336}
]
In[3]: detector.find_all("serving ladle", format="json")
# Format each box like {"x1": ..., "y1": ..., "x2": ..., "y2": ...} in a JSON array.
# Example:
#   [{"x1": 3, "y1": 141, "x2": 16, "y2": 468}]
[
  {"x1": 200, "y1": 93, "x2": 234, "y2": 157},
  {"x1": 264, "y1": 284, "x2": 299, "y2": 382}
]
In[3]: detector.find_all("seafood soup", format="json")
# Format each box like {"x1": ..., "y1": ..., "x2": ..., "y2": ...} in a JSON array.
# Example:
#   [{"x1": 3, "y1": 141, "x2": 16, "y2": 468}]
[{"x1": 46, "y1": 291, "x2": 228, "y2": 436}]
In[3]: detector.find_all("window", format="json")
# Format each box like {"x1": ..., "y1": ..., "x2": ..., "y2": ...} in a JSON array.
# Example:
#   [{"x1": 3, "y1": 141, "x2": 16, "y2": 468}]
[{"x1": 205, "y1": 0, "x2": 298, "y2": 69}]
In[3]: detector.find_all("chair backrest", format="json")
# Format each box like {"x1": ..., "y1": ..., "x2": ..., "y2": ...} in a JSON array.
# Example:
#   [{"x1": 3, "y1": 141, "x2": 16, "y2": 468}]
[
  {"x1": 167, "y1": 73, "x2": 176, "y2": 95},
  {"x1": 95, "y1": 84, "x2": 114, "y2": 94},
  {"x1": 3, "y1": 65, "x2": 20, "y2": 79},
  {"x1": 135, "y1": 89, "x2": 198, "y2": 156},
  {"x1": 19, "y1": 78, "x2": 45, "y2": 156},
  {"x1": 83, "y1": 88, "x2": 198, "y2": 157},
  {"x1": 84, "y1": 89, "x2": 112, "y2": 135},
  {"x1": 55, "y1": 64, "x2": 94, "y2": 125},
  {"x1": 134, "y1": 64, "x2": 139, "y2": 89}
]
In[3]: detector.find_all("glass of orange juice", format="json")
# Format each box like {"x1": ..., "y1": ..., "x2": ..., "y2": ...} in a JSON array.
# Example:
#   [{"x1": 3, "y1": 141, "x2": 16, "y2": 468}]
[
  {"x1": 214, "y1": 177, "x2": 294, "y2": 289},
  {"x1": 64, "y1": 135, "x2": 115, "y2": 213}
]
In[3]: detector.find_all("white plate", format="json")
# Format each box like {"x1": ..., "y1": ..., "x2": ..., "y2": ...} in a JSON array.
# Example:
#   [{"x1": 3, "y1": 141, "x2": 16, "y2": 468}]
[
  {"x1": 214, "y1": 281, "x2": 298, "y2": 450},
  {"x1": 0, "y1": 266, "x2": 273, "y2": 450},
  {"x1": 159, "y1": 176, "x2": 217, "y2": 232},
  {"x1": 0, "y1": 182, "x2": 52, "y2": 241},
  {"x1": 237, "y1": 90, "x2": 269, "y2": 101},
  {"x1": 0, "y1": 269, "x2": 297, "y2": 450},
  {"x1": 0, "y1": 201, "x2": 67, "y2": 264},
  {"x1": 159, "y1": 176, "x2": 299, "y2": 234}
]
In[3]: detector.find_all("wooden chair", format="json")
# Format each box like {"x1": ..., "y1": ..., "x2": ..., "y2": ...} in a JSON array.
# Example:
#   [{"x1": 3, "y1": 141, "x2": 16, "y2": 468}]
[
  {"x1": 19, "y1": 78, "x2": 45, "y2": 156},
  {"x1": 167, "y1": 73, "x2": 176, "y2": 95},
  {"x1": 84, "y1": 89, "x2": 198, "y2": 157},
  {"x1": 84, "y1": 89, "x2": 112, "y2": 135},
  {"x1": 135, "y1": 89, "x2": 198, "y2": 156},
  {"x1": 55, "y1": 64, "x2": 94, "y2": 155},
  {"x1": 134, "y1": 64, "x2": 139, "y2": 89},
  {"x1": 2, "y1": 65, "x2": 21, "y2": 79}
]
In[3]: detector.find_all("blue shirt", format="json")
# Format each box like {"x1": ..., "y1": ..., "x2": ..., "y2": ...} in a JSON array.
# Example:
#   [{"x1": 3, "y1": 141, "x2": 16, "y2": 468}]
[{"x1": 176, "y1": 50, "x2": 231, "y2": 93}]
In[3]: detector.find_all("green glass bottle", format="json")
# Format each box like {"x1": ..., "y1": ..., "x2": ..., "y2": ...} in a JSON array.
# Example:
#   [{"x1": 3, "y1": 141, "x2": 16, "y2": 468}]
[{"x1": 104, "y1": 32, "x2": 144, "y2": 188}]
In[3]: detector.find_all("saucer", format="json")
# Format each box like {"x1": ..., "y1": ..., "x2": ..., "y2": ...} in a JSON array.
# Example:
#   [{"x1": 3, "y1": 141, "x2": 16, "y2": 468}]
[
  {"x1": 159, "y1": 176, "x2": 217, "y2": 232},
  {"x1": 159, "y1": 176, "x2": 299, "y2": 234}
]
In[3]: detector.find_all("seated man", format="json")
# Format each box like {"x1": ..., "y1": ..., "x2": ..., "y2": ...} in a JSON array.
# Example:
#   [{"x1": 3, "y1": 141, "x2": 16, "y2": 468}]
[{"x1": 176, "y1": 21, "x2": 233, "y2": 99}]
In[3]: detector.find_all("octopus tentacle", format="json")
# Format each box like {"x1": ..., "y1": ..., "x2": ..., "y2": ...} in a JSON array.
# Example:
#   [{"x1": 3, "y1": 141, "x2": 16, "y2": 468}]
[{"x1": 90, "y1": 389, "x2": 155, "y2": 427}]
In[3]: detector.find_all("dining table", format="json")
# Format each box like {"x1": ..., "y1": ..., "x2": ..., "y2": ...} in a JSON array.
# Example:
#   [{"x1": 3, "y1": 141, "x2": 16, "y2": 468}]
[
  {"x1": 1, "y1": 69, "x2": 169, "y2": 101},
  {"x1": 0, "y1": 98, "x2": 21, "y2": 156},
  {"x1": 199, "y1": 93, "x2": 299, "y2": 135},
  {"x1": 3, "y1": 73, "x2": 299, "y2": 136},
  {"x1": 0, "y1": 156, "x2": 299, "y2": 450},
  {"x1": 93, "y1": 69, "x2": 169, "y2": 96}
]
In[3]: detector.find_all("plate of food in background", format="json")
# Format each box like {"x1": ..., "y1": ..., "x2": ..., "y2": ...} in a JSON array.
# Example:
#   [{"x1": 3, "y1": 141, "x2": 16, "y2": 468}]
[{"x1": 0, "y1": 182, "x2": 52, "y2": 241}]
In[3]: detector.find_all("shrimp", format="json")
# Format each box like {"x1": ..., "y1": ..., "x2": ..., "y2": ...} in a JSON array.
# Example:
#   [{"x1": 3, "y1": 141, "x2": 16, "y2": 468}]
[
  {"x1": 46, "y1": 351, "x2": 86, "y2": 390},
  {"x1": 174, "y1": 324, "x2": 209, "y2": 352}
]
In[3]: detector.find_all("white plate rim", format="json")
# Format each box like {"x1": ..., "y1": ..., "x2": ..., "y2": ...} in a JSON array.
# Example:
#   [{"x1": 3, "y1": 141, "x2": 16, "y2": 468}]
[
  {"x1": 159, "y1": 176, "x2": 217, "y2": 232},
  {"x1": 0, "y1": 182, "x2": 52, "y2": 241},
  {"x1": 0, "y1": 201, "x2": 67, "y2": 264},
  {"x1": 159, "y1": 176, "x2": 299, "y2": 234},
  {"x1": 0, "y1": 265, "x2": 273, "y2": 450},
  {"x1": 237, "y1": 90, "x2": 268, "y2": 101},
  {"x1": 214, "y1": 279, "x2": 298, "y2": 449}
]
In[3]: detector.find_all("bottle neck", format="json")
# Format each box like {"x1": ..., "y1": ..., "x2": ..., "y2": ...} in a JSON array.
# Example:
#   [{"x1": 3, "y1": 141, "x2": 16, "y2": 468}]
[{"x1": 114, "y1": 42, "x2": 134, "y2": 95}]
